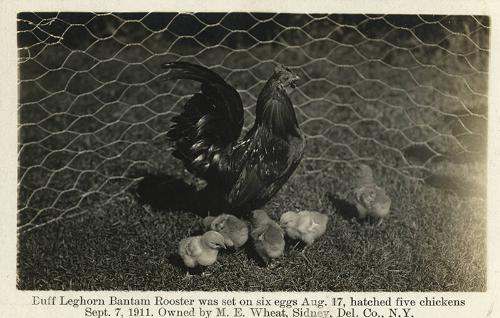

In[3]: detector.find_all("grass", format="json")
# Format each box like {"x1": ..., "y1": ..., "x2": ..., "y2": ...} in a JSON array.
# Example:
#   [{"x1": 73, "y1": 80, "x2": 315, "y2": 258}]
[
  {"x1": 17, "y1": 162, "x2": 486, "y2": 291},
  {"x1": 17, "y1": 13, "x2": 488, "y2": 291}
]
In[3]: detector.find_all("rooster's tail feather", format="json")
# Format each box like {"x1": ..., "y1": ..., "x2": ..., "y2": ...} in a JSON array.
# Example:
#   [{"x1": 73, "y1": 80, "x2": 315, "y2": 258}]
[
  {"x1": 163, "y1": 62, "x2": 243, "y2": 181},
  {"x1": 162, "y1": 61, "x2": 225, "y2": 85}
]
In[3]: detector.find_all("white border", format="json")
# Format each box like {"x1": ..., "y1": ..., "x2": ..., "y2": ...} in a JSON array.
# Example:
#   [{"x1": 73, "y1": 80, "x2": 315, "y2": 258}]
[{"x1": 1, "y1": 1, "x2": 499, "y2": 317}]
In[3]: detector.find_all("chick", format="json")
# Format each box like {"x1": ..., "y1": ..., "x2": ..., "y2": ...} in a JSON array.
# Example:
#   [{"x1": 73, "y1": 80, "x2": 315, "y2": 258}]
[
  {"x1": 178, "y1": 230, "x2": 226, "y2": 277},
  {"x1": 280, "y1": 210, "x2": 329, "y2": 245},
  {"x1": 352, "y1": 164, "x2": 391, "y2": 223},
  {"x1": 202, "y1": 214, "x2": 249, "y2": 248},
  {"x1": 250, "y1": 209, "x2": 285, "y2": 265}
]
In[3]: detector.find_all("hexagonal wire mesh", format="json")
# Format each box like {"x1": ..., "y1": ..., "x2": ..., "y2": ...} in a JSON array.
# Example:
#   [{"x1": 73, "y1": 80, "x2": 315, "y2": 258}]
[{"x1": 17, "y1": 13, "x2": 488, "y2": 232}]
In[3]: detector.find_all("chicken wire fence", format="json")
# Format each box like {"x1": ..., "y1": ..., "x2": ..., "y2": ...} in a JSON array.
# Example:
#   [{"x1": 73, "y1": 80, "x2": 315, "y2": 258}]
[{"x1": 17, "y1": 13, "x2": 489, "y2": 232}]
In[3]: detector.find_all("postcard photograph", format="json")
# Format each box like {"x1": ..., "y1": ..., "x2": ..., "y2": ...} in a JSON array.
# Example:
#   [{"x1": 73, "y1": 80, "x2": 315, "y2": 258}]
[{"x1": 16, "y1": 12, "x2": 488, "y2": 292}]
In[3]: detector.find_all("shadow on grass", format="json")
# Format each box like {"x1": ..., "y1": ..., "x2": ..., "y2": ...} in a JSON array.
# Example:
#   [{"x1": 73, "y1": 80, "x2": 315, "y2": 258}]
[
  {"x1": 240, "y1": 240, "x2": 269, "y2": 268},
  {"x1": 425, "y1": 173, "x2": 485, "y2": 197},
  {"x1": 135, "y1": 173, "x2": 227, "y2": 217},
  {"x1": 284, "y1": 237, "x2": 307, "y2": 251},
  {"x1": 168, "y1": 253, "x2": 185, "y2": 269},
  {"x1": 168, "y1": 253, "x2": 206, "y2": 276},
  {"x1": 326, "y1": 192, "x2": 359, "y2": 220},
  {"x1": 136, "y1": 174, "x2": 275, "y2": 267},
  {"x1": 327, "y1": 192, "x2": 389, "y2": 226},
  {"x1": 169, "y1": 253, "x2": 209, "y2": 277}
]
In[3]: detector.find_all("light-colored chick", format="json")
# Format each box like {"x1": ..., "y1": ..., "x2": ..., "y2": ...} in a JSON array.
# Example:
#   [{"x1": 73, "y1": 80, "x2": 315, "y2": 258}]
[
  {"x1": 280, "y1": 210, "x2": 329, "y2": 245},
  {"x1": 250, "y1": 209, "x2": 285, "y2": 264},
  {"x1": 202, "y1": 214, "x2": 249, "y2": 248},
  {"x1": 353, "y1": 164, "x2": 391, "y2": 221},
  {"x1": 178, "y1": 230, "x2": 226, "y2": 276}
]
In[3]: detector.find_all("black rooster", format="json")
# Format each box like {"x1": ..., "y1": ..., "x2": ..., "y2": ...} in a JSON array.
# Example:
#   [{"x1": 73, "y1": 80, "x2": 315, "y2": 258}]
[{"x1": 163, "y1": 62, "x2": 305, "y2": 214}]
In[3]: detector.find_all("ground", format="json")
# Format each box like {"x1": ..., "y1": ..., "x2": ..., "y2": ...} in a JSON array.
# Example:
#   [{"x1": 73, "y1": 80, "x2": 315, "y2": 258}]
[
  {"x1": 17, "y1": 13, "x2": 488, "y2": 291},
  {"x1": 17, "y1": 162, "x2": 486, "y2": 291}
]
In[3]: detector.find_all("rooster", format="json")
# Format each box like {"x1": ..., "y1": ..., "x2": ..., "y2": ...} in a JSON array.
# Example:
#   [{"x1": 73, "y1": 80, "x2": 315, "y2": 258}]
[{"x1": 163, "y1": 62, "x2": 305, "y2": 214}]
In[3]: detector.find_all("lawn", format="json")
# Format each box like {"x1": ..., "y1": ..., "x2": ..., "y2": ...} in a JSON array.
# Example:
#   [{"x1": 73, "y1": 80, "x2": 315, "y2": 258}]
[
  {"x1": 17, "y1": 13, "x2": 488, "y2": 291},
  {"x1": 17, "y1": 163, "x2": 486, "y2": 291}
]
